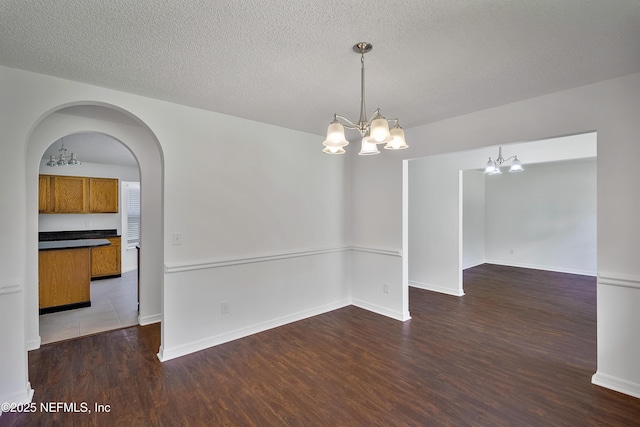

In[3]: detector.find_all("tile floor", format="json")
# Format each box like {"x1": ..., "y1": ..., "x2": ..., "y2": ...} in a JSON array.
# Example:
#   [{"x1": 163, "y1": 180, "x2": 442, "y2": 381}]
[{"x1": 39, "y1": 270, "x2": 138, "y2": 345}]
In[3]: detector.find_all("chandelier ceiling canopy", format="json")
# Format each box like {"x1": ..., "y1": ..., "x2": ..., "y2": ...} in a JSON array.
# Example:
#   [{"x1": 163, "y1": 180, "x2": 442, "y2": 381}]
[{"x1": 322, "y1": 42, "x2": 408, "y2": 156}]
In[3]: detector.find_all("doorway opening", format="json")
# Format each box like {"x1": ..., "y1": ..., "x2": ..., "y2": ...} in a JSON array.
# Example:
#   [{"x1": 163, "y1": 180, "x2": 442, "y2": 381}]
[
  {"x1": 25, "y1": 102, "x2": 164, "y2": 353},
  {"x1": 38, "y1": 132, "x2": 141, "y2": 343},
  {"x1": 405, "y1": 131, "x2": 597, "y2": 298}
]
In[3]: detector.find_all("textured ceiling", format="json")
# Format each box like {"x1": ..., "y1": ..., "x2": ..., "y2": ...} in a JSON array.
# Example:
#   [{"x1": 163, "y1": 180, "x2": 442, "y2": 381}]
[
  {"x1": 3, "y1": 0, "x2": 640, "y2": 146},
  {"x1": 42, "y1": 132, "x2": 138, "y2": 167}
]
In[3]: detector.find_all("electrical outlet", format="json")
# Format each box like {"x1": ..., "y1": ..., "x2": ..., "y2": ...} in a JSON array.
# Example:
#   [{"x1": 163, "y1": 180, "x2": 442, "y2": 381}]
[
  {"x1": 221, "y1": 301, "x2": 229, "y2": 314},
  {"x1": 172, "y1": 232, "x2": 182, "y2": 245},
  {"x1": 510, "y1": 248, "x2": 514, "y2": 255},
  {"x1": 383, "y1": 283, "x2": 389, "y2": 294}
]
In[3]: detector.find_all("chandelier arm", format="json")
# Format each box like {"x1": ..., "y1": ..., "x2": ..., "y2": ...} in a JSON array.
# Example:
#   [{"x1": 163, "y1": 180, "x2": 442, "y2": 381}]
[
  {"x1": 367, "y1": 108, "x2": 382, "y2": 125},
  {"x1": 497, "y1": 156, "x2": 517, "y2": 165},
  {"x1": 334, "y1": 114, "x2": 361, "y2": 130},
  {"x1": 321, "y1": 42, "x2": 408, "y2": 155}
]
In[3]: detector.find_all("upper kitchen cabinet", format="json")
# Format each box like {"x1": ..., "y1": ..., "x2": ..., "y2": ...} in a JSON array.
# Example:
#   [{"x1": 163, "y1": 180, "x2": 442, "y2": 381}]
[
  {"x1": 89, "y1": 178, "x2": 118, "y2": 213},
  {"x1": 39, "y1": 174, "x2": 118, "y2": 214},
  {"x1": 53, "y1": 175, "x2": 88, "y2": 213},
  {"x1": 38, "y1": 175, "x2": 52, "y2": 213}
]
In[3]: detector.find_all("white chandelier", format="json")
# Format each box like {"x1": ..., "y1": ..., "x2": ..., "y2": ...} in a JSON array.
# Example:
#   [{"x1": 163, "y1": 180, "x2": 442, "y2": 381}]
[
  {"x1": 322, "y1": 42, "x2": 408, "y2": 155},
  {"x1": 45, "y1": 137, "x2": 81, "y2": 167},
  {"x1": 484, "y1": 146, "x2": 523, "y2": 175}
]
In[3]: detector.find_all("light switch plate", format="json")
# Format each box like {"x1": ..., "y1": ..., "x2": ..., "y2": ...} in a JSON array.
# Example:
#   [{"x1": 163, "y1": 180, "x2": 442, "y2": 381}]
[{"x1": 172, "y1": 232, "x2": 182, "y2": 245}]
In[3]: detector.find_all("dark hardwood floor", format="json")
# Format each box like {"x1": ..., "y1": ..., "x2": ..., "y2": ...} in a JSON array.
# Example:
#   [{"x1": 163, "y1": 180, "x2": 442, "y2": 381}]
[{"x1": 3, "y1": 264, "x2": 639, "y2": 426}]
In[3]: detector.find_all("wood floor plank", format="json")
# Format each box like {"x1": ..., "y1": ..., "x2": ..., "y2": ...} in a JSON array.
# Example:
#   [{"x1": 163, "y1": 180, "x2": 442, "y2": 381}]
[{"x1": 3, "y1": 264, "x2": 639, "y2": 426}]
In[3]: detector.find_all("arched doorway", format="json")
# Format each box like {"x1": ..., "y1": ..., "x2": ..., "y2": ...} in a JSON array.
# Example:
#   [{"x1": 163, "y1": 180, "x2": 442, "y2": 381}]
[
  {"x1": 38, "y1": 131, "x2": 141, "y2": 342},
  {"x1": 25, "y1": 103, "x2": 164, "y2": 353}
]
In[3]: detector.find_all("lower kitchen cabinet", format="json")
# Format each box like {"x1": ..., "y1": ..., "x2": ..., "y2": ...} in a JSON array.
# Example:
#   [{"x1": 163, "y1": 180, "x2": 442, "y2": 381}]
[
  {"x1": 39, "y1": 248, "x2": 91, "y2": 311},
  {"x1": 91, "y1": 236, "x2": 121, "y2": 279}
]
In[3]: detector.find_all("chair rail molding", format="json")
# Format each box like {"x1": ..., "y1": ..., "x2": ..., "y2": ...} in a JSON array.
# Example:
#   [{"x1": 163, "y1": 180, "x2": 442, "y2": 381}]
[
  {"x1": 164, "y1": 245, "x2": 402, "y2": 274},
  {"x1": 0, "y1": 278, "x2": 22, "y2": 296},
  {"x1": 598, "y1": 272, "x2": 640, "y2": 289},
  {"x1": 350, "y1": 246, "x2": 402, "y2": 257}
]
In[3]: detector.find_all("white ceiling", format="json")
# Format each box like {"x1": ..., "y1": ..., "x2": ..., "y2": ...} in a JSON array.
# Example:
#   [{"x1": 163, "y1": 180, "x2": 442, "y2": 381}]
[
  {"x1": 43, "y1": 132, "x2": 138, "y2": 168},
  {"x1": 3, "y1": 1, "x2": 640, "y2": 165}
]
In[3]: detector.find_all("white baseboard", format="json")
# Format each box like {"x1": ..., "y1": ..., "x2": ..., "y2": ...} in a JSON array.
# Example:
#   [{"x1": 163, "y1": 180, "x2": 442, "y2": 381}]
[
  {"x1": 484, "y1": 260, "x2": 596, "y2": 277},
  {"x1": 463, "y1": 260, "x2": 485, "y2": 270},
  {"x1": 409, "y1": 280, "x2": 464, "y2": 297},
  {"x1": 26, "y1": 337, "x2": 41, "y2": 351},
  {"x1": 0, "y1": 383, "x2": 34, "y2": 416},
  {"x1": 157, "y1": 299, "x2": 352, "y2": 362},
  {"x1": 351, "y1": 298, "x2": 411, "y2": 321},
  {"x1": 592, "y1": 371, "x2": 640, "y2": 399},
  {"x1": 138, "y1": 313, "x2": 161, "y2": 326}
]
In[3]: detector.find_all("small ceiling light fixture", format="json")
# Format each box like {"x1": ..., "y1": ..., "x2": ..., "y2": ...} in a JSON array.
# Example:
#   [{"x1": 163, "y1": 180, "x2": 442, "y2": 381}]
[
  {"x1": 45, "y1": 138, "x2": 81, "y2": 167},
  {"x1": 484, "y1": 147, "x2": 523, "y2": 175},
  {"x1": 322, "y1": 42, "x2": 408, "y2": 155}
]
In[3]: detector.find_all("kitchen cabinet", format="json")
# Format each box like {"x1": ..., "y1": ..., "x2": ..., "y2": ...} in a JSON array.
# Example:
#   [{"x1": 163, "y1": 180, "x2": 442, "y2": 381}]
[
  {"x1": 38, "y1": 174, "x2": 118, "y2": 214},
  {"x1": 53, "y1": 175, "x2": 88, "y2": 213},
  {"x1": 90, "y1": 177, "x2": 119, "y2": 213},
  {"x1": 91, "y1": 236, "x2": 121, "y2": 279},
  {"x1": 39, "y1": 238, "x2": 112, "y2": 313},
  {"x1": 38, "y1": 175, "x2": 52, "y2": 213},
  {"x1": 39, "y1": 247, "x2": 91, "y2": 312}
]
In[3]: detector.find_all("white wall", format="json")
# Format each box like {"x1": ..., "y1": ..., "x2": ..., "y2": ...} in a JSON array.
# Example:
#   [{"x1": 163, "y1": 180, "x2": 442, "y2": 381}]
[
  {"x1": 352, "y1": 72, "x2": 640, "y2": 398},
  {"x1": 485, "y1": 159, "x2": 597, "y2": 275},
  {"x1": 408, "y1": 156, "x2": 464, "y2": 296},
  {"x1": 162, "y1": 250, "x2": 351, "y2": 360},
  {"x1": 0, "y1": 64, "x2": 352, "y2": 408},
  {"x1": 408, "y1": 134, "x2": 596, "y2": 296},
  {"x1": 158, "y1": 105, "x2": 352, "y2": 360},
  {"x1": 350, "y1": 154, "x2": 409, "y2": 320},
  {"x1": 463, "y1": 170, "x2": 485, "y2": 269},
  {"x1": 460, "y1": 158, "x2": 597, "y2": 275}
]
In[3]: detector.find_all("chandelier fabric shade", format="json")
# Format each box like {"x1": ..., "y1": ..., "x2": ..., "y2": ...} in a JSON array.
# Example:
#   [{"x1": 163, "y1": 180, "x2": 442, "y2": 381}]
[{"x1": 322, "y1": 42, "x2": 409, "y2": 155}]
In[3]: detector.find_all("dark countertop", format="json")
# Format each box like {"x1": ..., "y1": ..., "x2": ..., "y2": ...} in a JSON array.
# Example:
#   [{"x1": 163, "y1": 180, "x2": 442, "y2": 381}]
[
  {"x1": 38, "y1": 239, "x2": 111, "y2": 251},
  {"x1": 39, "y1": 229, "x2": 119, "y2": 242}
]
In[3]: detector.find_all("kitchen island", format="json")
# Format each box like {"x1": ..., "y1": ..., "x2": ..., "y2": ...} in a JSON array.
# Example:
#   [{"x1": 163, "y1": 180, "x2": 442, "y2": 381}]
[{"x1": 38, "y1": 238, "x2": 111, "y2": 314}]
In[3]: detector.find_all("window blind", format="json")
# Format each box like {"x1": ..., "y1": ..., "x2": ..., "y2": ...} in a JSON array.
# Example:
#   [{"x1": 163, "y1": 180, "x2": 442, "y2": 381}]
[{"x1": 127, "y1": 182, "x2": 140, "y2": 246}]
